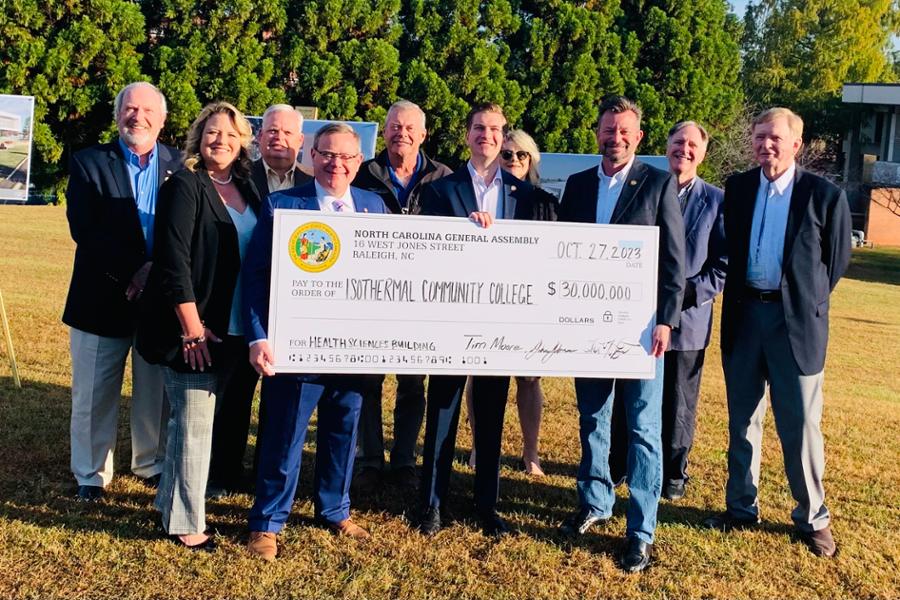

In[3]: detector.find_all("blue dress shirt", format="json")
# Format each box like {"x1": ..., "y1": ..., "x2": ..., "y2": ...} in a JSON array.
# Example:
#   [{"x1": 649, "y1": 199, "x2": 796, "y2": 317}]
[
  {"x1": 118, "y1": 139, "x2": 159, "y2": 256},
  {"x1": 746, "y1": 163, "x2": 795, "y2": 290}
]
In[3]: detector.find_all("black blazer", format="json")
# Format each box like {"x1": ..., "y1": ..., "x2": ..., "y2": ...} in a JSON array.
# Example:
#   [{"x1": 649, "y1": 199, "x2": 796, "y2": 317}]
[
  {"x1": 720, "y1": 166, "x2": 851, "y2": 375},
  {"x1": 419, "y1": 166, "x2": 538, "y2": 220},
  {"x1": 63, "y1": 142, "x2": 182, "y2": 337},
  {"x1": 137, "y1": 168, "x2": 261, "y2": 371},
  {"x1": 557, "y1": 160, "x2": 686, "y2": 329},
  {"x1": 353, "y1": 149, "x2": 453, "y2": 214},
  {"x1": 249, "y1": 159, "x2": 313, "y2": 201}
]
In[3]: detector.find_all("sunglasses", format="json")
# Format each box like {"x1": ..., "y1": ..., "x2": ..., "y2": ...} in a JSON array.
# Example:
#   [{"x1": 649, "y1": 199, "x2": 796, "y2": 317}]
[{"x1": 500, "y1": 150, "x2": 530, "y2": 162}]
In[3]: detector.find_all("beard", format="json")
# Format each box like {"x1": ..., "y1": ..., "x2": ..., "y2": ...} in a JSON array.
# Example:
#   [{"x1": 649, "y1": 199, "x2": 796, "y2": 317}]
[{"x1": 119, "y1": 127, "x2": 153, "y2": 149}]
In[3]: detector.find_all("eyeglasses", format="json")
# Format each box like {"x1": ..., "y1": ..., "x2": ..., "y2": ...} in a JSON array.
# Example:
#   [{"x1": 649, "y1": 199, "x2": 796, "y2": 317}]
[
  {"x1": 313, "y1": 149, "x2": 359, "y2": 162},
  {"x1": 500, "y1": 150, "x2": 530, "y2": 162}
]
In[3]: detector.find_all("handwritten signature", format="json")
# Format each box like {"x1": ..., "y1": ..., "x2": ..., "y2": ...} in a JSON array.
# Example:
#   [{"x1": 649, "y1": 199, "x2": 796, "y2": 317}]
[
  {"x1": 586, "y1": 339, "x2": 641, "y2": 360},
  {"x1": 524, "y1": 340, "x2": 579, "y2": 363}
]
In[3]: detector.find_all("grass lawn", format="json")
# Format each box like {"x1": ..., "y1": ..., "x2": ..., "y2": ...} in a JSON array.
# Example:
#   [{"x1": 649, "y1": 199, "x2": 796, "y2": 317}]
[{"x1": 0, "y1": 205, "x2": 898, "y2": 599}]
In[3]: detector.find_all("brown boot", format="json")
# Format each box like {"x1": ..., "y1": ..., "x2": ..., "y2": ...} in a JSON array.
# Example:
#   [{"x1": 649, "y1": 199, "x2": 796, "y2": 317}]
[
  {"x1": 328, "y1": 519, "x2": 370, "y2": 540},
  {"x1": 798, "y1": 526, "x2": 837, "y2": 558},
  {"x1": 247, "y1": 531, "x2": 278, "y2": 562}
]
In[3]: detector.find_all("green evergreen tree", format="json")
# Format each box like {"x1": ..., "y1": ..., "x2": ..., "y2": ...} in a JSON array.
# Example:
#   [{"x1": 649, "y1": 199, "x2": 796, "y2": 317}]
[
  {"x1": 399, "y1": 0, "x2": 524, "y2": 163},
  {"x1": 278, "y1": 0, "x2": 402, "y2": 127},
  {"x1": 141, "y1": 0, "x2": 288, "y2": 139},
  {"x1": 619, "y1": 0, "x2": 744, "y2": 154},
  {"x1": 0, "y1": 0, "x2": 146, "y2": 190}
]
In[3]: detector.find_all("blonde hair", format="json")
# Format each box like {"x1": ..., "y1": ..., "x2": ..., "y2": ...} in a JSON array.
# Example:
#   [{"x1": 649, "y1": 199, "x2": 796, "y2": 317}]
[
  {"x1": 752, "y1": 107, "x2": 804, "y2": 139},
  {"x1": 504, "y1": 129, "x2": 542, "y2": 185},
  {"x1": 183, "y1": 102, "x2": 253, "y2": 177}
]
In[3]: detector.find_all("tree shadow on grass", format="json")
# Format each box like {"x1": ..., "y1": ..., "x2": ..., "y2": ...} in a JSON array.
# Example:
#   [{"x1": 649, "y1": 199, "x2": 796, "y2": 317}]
[{"x1": 844, "y1": 248, "x2": 900, "y2": 286}]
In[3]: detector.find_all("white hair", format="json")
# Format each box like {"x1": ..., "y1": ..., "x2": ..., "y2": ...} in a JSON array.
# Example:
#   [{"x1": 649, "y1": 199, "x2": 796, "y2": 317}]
[
  {"x1": 114, "y1": 82, "x2": 167, "y2": 119},
  {"x1": 261, "y1": 104, "x2": 304, "y2": 129},
  {"x1": 385, "y1": 100, "x2": 426, "y2": 129}
]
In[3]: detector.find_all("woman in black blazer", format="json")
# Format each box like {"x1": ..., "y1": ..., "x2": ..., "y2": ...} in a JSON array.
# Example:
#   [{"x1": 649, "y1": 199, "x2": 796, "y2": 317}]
[{"x1": 137, "y1": 101, "x2": 260, "y2": 551}]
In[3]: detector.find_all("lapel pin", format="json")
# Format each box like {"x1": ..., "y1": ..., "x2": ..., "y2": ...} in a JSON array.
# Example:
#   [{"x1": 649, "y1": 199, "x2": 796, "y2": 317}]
[
  {"x1": 629, "y1": 180, "x2": 637, "y2": 186},
  {"x1": 510, "y1": 185, "x2": 517, "y2": 192}
]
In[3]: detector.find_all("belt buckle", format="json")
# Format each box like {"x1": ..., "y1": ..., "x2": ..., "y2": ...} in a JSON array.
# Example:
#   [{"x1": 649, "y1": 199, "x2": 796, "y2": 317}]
[{"x1": 759, "y1": 290, "x2": 779, "y2": 303}]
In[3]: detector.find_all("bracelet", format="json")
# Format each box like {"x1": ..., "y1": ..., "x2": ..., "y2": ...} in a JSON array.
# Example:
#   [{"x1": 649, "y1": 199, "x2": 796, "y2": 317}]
[{"x1": 181, "y1": 334, "x2": 206, "y2": 346}]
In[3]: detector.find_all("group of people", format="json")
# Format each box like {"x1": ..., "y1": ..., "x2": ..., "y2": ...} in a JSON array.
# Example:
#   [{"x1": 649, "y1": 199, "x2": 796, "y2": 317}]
[{"x1": 63, "y1": 80, "x2": 850, "y2": 573}]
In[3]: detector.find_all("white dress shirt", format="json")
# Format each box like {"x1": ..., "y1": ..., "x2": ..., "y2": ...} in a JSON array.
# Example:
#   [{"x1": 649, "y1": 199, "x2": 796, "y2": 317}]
[
  {"x1": 595, "y1": 155, "x2": 635, "y2": 224},
  {"x1": 746, "y1": 163, "x2": 796, "y2": 290},
  {"x1": 315, "y1": 180, "x2": 356, "y2": 213},
  {"x1": 263, "y1": 159, "x2": 299, "y2": 193},
  {"x1": 467, "y1": 161, "x2": 504, "y2": 218}
]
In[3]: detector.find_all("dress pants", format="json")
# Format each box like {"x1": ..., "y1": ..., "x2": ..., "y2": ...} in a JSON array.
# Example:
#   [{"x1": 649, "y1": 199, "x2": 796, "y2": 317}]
[
  {"x1": 722, "y1": 299, "x2": 829, "y2": 532},
  {"x1": 420, "y1": 375, "x2": 509, "y2": 514},
  {"x1": 70, "y1": 327, "x2": 168, "y2": 486},
  {"x1": 155, "y1": 369, "x2": 217, "y2": 535},
  {"x1": 248, "y1": 375, "x2": 365, "y2": 532},
  {"x1": 574, "y1": 357, "x2": 664, "y2": 544},
  {"x1": 208, "y1": 335, "x2": 260, "y2": 489},
  {"x1": 661, "y1": 349, "x2": 705, "y2": 485},
  {"x1": 357, "y1": 374, "x2": 426, "y2": 470}
]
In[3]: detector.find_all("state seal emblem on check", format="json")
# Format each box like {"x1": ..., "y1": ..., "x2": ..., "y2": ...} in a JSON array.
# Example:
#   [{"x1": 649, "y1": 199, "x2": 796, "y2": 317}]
[{"x1": 288, "y1": 222, "x2": 341, "y2": 272}]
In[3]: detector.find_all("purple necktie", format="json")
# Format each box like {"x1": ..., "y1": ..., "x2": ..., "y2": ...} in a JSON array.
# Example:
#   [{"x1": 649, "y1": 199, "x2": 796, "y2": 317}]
[{"x1": 332, "y1": 200, "x2": 346, "y2": 212}]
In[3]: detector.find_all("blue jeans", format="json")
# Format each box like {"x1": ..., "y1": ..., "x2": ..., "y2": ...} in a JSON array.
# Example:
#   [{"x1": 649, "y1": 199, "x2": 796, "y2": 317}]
[{"x1": 574, "y1": 357, "x2": 664, "y2": 544}]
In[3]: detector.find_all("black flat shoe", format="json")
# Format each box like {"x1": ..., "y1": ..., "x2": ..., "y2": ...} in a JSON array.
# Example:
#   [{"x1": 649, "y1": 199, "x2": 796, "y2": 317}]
[
  {"x1": 701, "y1": 511, "x2": 760, "y2": 532},
  {"x1": 167, "y1": 534, "x2": 217, "y2": 553}
]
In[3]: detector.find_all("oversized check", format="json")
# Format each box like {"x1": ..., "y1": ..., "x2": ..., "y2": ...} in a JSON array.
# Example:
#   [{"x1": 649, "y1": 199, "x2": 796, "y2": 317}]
[{"x1": 268, "y1": 210, "x2": 659, "y2": 378}]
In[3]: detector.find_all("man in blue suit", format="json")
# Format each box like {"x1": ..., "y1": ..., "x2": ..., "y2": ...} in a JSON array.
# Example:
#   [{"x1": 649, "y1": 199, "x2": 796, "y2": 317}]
[
  {"x1": 659, "y1": 121, "x2": 727, "y2": 500},
  {"x1": 242, "y1": 123, "x2": 387, "y2": 562},
  {"x1": 416, "y1": 103, "x2": 538, "y2": 537},
  {"x1": 64, "y1": 82, "x2": 181, "y2": 501}
]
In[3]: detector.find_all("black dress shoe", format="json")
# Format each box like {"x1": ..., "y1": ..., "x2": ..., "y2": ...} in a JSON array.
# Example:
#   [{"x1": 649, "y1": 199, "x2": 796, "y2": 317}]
[
  {"x1": 701, "y1": 511, "x2": 761, "y2": 531},
  {"x1": 167, "y1": 534, "x2": 217, "y2": 553},
  {"x1": 620, "y1": 536, "x2": 652, "y2": 573},
  {"x1": 478, "y1": 511, "x2": 511, "y2": 537},
  {"x1": 559, "y1": 508, "x2": 608, "y2": 536},
  {"x1": 419, "y1": 506, "x2": 441, "y2": 536},
  {"x1": 662, "y1": 480, "x2": 685, "y2": 501},
  {"x1": 76, "y1": 485, "x2": 104, "y2": 502}
]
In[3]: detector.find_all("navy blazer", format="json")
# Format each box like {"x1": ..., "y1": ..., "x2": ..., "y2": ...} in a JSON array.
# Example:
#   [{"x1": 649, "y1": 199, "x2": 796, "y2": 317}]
[
  {"x1": 242, "y1": 181, "x2": 388, "y2": 346},
  {"x1": 670, "y1": 177, "x2": 727, "y2": 351},
  {"x1": 63, "y1": 141, "x2": 182, "y2": 337},
  {"x1": 720, "y1": 166, "x2": 851, "y2": 375},
  {"x1": 418, "y1": 166, "x2": 537, "y2": 220},
  {"x1": 557, "y1": 159, "x2": 686, "y2": 330}
]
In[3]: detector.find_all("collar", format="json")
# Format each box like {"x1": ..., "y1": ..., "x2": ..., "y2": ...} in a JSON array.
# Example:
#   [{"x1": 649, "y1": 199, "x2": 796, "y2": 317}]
[
  {"x1": 262, "y1": 158, "x2": 296, "y2": 179},
  {"x1": 314, "y1": 180, "x2": 354, "y2": 204},
  {"x1": 760, "y1": 162, "x2": 796, "y2": 195},
  {"x1": 466, "y1": 160, "x2": 503, "y2": 186},
  {"x1": 118, "y1": 138, "x2": 157, "y2": 168},
  {"x1": 388, "y1": 152, "x2": 422, "y2": 180},
  {"x1": 678, "y1": 177, "x2": 697, "y2": 197},
  {"x1": 597, "y1": 154, "x2": 635, "y2": 183}
]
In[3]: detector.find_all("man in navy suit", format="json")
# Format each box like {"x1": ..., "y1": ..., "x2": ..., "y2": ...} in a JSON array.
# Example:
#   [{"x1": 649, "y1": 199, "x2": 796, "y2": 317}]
[
  {"x1": 702, "y1": 108, "x2": 850, "y2": 559},
  {"x1": 242, "y1": 123, "x2": 388, "y2": 561},
  {"x1": 556, "y1": 96, "x2": 685, "y2": 572},
  {"x1": 416, "y1": 103, "x2": 537, "y2": 537},
  {"x1": 63, "y1": 81, "x2": 181, "y2": 501}
]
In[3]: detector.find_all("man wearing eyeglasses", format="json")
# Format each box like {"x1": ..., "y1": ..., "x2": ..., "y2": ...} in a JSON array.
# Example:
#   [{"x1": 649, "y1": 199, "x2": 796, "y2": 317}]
[
  {"x1": 241, "y1": 123, "x2": 388, "y2": 562},
  {"x1": 416, "y1": 102, "x2": 539, "y2": 537},
  {"x1": 350, "y1": 100, "x2": 452, "y2": 494}
]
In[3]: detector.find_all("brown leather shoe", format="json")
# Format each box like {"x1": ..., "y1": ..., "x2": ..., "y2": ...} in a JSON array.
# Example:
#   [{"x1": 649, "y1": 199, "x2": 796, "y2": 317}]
[
  {"x1": 798, "y1": 526, "x2": 837, "y2": 558},
  {"x1": 247, "y1": 531, "x2": 277, "y2": 562},
  {"x1": 328, "y1": 519, "x2": 370, "y2": 540}
]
